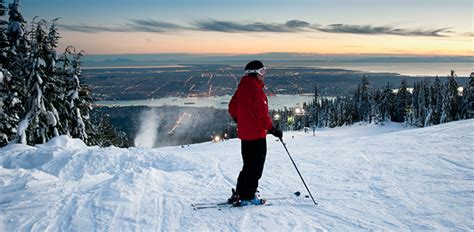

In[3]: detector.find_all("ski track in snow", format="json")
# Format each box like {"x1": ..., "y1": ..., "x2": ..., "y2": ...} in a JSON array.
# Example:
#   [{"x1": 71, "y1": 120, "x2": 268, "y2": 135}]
[{"x1": 0, "y1": 120, "x2": 473, "y2": 231}]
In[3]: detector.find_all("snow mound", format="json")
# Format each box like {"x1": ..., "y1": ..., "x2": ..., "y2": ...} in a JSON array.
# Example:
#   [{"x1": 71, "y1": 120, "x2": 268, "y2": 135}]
[
  {"x1": 0, "y1": 119, "x2": 473, "y2": 231},
  {"x1": 38, "y1": 135, "x2": 88, "y2": 150},
  {"x1": 308, "y1": 121, "x2": 408, "y2": 139}
]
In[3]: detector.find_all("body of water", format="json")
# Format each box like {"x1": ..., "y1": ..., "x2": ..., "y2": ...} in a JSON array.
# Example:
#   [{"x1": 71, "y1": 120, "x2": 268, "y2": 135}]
[
  {"x1": 96, "y1": 94, "x2": 318, "y2": 110},
  {"x1": 84, "y1": 61, "x2": 473, "y2": 77},
  {"x1": 301, "y1": 62, "x2": 472, "y2": 77}
]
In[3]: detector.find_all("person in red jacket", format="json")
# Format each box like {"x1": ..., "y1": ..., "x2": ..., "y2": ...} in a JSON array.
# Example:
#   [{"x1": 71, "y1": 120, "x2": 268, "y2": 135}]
[{"x1": 227, "y1": 60, "x2": 283, "y2": 206}]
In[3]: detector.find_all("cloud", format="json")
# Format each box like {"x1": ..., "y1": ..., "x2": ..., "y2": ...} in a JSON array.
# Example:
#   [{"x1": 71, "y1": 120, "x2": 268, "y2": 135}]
[
  {"x1": 58, "y1": 19, "x2": 187, "y2": 33},
  {"x1": 315, "y1": 24, "x2": 452, "y2": 37},
  {"x1": 127, "y1": 19, "x2": 189, "y2": 32},
  {"x1": 58, "y1": 23, "x2": 128, "y2": 33},
  {"x1": 194, "y1": 19, "x2": 313, "y2": 33},
  {"x1": 59, "y1": 19, "x2": 454, "y2": 37}
]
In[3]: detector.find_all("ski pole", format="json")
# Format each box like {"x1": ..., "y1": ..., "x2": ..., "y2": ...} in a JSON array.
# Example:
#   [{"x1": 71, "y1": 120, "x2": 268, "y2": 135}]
[{"x1": 279, "y1": 138, "x2": 318, "y2": 205}]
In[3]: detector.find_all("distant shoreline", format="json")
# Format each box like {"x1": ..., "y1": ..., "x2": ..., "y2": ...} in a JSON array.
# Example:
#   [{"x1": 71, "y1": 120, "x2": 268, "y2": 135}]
[
  {"x1": 82, "y1": 62, "x2": 472, "y2": 77},
  {"x1": 95, "y1": 94, "x2": 324, "y2": 110},
  {"x1": 82, "y1": 65, "x2": 188, "y2": 70}
]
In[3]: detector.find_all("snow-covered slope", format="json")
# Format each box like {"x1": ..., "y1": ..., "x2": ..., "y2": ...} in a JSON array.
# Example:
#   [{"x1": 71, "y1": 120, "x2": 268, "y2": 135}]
[{"x1": 0, "y1": 120, "x2": 473, "y2": 231}]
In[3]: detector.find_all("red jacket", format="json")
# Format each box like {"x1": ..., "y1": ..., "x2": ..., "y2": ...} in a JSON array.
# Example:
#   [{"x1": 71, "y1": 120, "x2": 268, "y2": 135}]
[{"x1": 229, "y1": 76, "x2": 273, "y2": 140}]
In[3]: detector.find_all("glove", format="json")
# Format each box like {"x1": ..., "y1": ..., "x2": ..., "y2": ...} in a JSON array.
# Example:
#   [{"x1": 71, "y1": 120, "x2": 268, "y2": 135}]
[
  {"x1": 268, "y1": 127, "x2": 283, "y2": 139},
  {"x1": 232, "y1": 117, "x2": 237, "y2": 123}
]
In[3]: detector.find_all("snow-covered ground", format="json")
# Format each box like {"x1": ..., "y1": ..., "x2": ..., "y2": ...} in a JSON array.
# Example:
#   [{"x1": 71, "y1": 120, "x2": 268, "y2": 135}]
[{"x1": 0, "y1": 120, "x2": 473, "y2": 231}]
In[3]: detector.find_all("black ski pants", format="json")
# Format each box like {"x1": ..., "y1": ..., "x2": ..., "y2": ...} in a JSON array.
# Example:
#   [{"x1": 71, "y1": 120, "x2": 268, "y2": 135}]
[{"x1": 236, "y1": 138, "x2": 267, "y2": 200}]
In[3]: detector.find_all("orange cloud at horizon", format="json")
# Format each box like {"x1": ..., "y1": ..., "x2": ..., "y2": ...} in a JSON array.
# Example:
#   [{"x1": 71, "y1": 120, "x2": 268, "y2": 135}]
[{"x1": 58, "y1": 31, "x2": 473, "y2": 56}]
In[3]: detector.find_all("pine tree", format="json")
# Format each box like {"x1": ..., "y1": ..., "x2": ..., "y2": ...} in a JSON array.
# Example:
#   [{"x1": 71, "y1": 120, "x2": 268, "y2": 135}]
[
  {"x1": 310, "y1": 85, "x2": 320, "y2": 127},
  {"x1": 414, "y1": 81, "x2": 429, "y2": 127},
  {"x1": 430, "y1": 77, "x2": 443, "y2": 125},
  {"x1": 441, "y1": 70, "x2": 460, "y2": 123},
  {"x1": 0, "y1": 0, "x2": 29, "y2": 145},
  {"x1": 463, "y1": 72, "x2": 474, "y2": 119},
  {"x1": 379, "y1": 82, "x2": 394, "y2": 122},
  {"x1": 411, "y1": 82, "x2": 420, "y2": 126},
  {"x1": 356, "y1": 75, "x2": 371, "y2": 122},
  {"x1": 393, "y1": 79, "x2": 411, "y2": 123},
  {"x1": 41, "y1": 20, "x2": 63, "y2": 138},
  {"x1": 0, "y1": 0, "x2": 8, "y2": 144},
  {"x1": 422, "y1": 79, "x2": 434, "y2": 127},
  {"x1": 343, "y1": 96, "x2": 356, "y2": 125},
  {"x1": 57, "y1": 46, "x2": 93, "y2": 144},
  {"x1": 92, "y1": 114, "x2": 132, "y2": 148},
  {"x1": 0, "y1": 0, "x2": 8, "y2": 66},
  {"x1": 16, "y1": 18, "x2": 52, "y2": 144},
  {"x1": 371, "y1": 89, "x2": 382, "y2": 124}
]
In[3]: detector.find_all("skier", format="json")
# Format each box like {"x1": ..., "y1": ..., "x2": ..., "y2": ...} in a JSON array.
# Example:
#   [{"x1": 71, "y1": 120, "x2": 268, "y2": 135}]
[{"x1": 227, "y1": 60, "x2": 283, "y2": 206}]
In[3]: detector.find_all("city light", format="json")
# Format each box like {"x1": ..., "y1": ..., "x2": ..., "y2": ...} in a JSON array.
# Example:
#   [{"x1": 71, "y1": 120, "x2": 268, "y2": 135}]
[
  {"x1": 213, "y1": 135, "x2": 221, "y2": 143},
  {"x1": 295, "y1": 108, "x2": 305, "y2": 116},
  {"x1": 274, "y1": 114, "x2": 281, "y2": 121}
]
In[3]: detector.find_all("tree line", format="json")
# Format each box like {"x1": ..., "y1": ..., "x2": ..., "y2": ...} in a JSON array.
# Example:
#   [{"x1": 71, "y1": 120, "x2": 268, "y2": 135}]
[
  {"x1": 0, "y1": 0, "x2": 130, "y2": 147},
  {"x1": 272, "y1": 71, "x2": 474, "y2": 130}
]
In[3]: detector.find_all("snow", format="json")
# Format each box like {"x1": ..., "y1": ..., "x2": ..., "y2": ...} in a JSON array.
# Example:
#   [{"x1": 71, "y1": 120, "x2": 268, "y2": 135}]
[
  {"x1": 7, "y1": 21, "x2": 23, "y2": 37},
  {"x1": 17, "y1": 111, "x2": 32, "y2": 145},
  {"x1": 46, "y1": 111, "x2": 57, "y2": 126},
  {"x1": 11, "y1": 97, "x2": 21, "y2": 106},
  {"x1": 134, "y1": 109, "x2": 159, "y2": 148},
  {"x1": 0, "y1": 120, "x2": 473, "y2": 231}
]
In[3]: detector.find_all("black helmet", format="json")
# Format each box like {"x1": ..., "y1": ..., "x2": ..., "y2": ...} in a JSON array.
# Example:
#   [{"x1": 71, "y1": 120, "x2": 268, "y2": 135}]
[{"x1": 244, "y1": 60, "x2": 266, "y2": 75}]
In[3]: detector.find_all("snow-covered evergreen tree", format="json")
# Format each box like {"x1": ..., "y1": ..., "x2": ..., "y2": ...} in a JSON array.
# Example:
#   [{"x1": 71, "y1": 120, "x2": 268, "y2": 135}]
[
  {"x1": 371, "y1": 89, "x2": 383, "y2": 124},
  {"x1": 393, "y1": 79, "x2": 411, "y2": 123},
  {"x1": 0, "y1": 1, "x2": 97, "y2": 147},
  {"x1": 57, "y1": 46, "x2": 93, "y2": 144},
  {"x1": 416, "y1": 82, "x2": 428, "y2": 127},
  {"x1": 410, "y1": 82, "x2": 420, "y2": 126},
  {"x1": 6, "y1": 0, "x2": 25, "y2": 50},
  {"x1": 0, "y1": 0, "x2": 8, "y2": 66},
  {"x1": 309, "y1": 85, "x2": 320, "y2": 127},
  {"x1": 343, "y1": 96, "x2": 356, "y2": 125},
  {"x1": 355, "y1": 75, "x2": 371, "y2": 122},
  {"x1": 421, "y1": 79, "x2": 433, "y2": 127},
  {"x1": 429, "y1": 77, "x2": 443, "y2": 125},
  {"x1": 461, "y1": 72, "x2": 474, "y2": 119},
  {"x1": 441, "y1": 70, "x2": 460, "y2": 123},
  {"x1": 16, "y1": 18, "x2": 54, "y2": 144},
  {"x1": 379, "y1": 82, "x2": 394, "y2": 122},
  {"x1": 0, "y1": 0, "x2": 29, "y2": 145},
  {"x1": 469, "y1": 72, "x2": 474, "y2": 118}
]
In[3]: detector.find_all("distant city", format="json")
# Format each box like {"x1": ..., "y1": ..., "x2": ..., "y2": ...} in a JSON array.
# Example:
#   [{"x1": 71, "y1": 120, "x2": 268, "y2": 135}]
[
  {"x1": 83, "y1": 62, "x2": 470, "y2": 147},
  {"x1": 82, "y1": 64, "x2": 469, "y2": 102}
]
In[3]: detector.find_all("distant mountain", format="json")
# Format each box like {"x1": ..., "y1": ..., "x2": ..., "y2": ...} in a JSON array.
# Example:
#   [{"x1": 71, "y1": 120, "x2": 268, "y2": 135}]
[{"x1": 82, "y1": 53, "x2": 474, "y2": 67}]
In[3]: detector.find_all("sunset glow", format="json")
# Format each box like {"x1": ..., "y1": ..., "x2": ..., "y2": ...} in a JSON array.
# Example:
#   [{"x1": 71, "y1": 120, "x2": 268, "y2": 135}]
[{"x1": 21, "y1": 0, "x2": 473, "y2": 56}]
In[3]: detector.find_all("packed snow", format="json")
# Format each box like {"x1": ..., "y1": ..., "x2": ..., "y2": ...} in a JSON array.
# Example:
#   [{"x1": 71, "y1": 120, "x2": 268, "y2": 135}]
[{"x1": 0, "y1": 119, "x2": 473, "y2": 231}]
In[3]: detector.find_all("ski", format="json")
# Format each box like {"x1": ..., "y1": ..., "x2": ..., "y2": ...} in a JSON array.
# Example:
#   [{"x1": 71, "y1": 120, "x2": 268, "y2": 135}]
[
  {"x1": 191, "y1": 201, "x2": 228, "y2": 207},
  {"x1": 192, "y1": 191, "x2": 303, "y2": 210},
  {"x1": 193, "y1": 201, "x2": 273, "y2": 210},
  {"x1": 192, "y1": 196, "x2": 290, "y2": 207}
]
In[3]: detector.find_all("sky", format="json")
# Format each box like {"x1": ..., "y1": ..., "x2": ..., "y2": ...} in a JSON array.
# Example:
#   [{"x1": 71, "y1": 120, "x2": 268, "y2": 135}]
[{"x1": 18, "y1": 0, "x2": 474, "y2": 55}]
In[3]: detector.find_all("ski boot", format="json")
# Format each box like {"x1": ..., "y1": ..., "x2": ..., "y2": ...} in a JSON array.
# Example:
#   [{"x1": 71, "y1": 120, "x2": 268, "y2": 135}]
[
  {"x1": 227, "y1": 188, "x2": 239, "y2": 204},
  {"x1": 232, "y1": 194, "x2": 266, "y2": 207}
]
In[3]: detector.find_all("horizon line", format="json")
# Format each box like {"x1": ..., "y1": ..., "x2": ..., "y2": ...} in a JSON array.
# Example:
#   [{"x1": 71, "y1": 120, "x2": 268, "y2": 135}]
[{"x1": 82, "y1": 52, "x2": 474, "y2": 57}]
